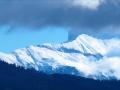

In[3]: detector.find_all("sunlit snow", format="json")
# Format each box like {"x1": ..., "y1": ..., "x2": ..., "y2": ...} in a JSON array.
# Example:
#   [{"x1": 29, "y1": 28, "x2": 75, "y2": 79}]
[{"x1": 0, "y1": 34, "x2": 120, "y2": 80}]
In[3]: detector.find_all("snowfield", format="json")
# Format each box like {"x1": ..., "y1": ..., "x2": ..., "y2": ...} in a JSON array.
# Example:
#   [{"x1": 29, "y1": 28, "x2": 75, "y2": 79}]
[{"x1": 0, "y1": 34, "x2": 120, "y2": 80}]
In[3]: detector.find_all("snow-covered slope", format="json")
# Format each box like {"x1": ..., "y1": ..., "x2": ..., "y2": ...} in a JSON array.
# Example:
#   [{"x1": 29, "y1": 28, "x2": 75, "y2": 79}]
[{"x1": 0, "y1": 34, "x2": 120, "y2": 80}]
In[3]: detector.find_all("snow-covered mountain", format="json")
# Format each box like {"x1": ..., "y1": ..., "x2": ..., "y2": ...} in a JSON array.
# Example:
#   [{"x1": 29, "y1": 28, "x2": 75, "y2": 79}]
[{"x1": 0, "y1": 34, "x2": 120, "y2": 80}]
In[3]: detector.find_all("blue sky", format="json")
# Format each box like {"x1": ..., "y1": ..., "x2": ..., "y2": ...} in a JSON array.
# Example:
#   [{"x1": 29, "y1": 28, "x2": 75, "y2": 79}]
[
  {"x1": 0, "y1": 0, "x2": 120, "y2": 52},
  {"x1": 0, "y1": 26, "x2": 68, "y2": 52}
]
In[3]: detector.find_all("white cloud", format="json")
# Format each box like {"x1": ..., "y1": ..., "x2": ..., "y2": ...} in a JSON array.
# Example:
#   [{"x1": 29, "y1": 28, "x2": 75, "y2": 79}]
[{"x1": 71, "y1": 0, "x2": 104, "y2": 10}]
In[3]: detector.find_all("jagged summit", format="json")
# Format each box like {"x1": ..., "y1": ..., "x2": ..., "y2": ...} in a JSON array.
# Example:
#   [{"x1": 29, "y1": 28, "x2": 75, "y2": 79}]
[
  {"x1": 76, "y1": 34, "x2": 94, "y2": 40},
  {"x1": 0, "y1": 34, "x2": 120, "y2": 80}
]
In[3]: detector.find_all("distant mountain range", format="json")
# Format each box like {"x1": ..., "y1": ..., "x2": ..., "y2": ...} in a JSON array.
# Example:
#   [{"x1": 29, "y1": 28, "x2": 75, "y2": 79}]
[{"x1": 0, "y1": 34, "x2": 120, "y2": 80}]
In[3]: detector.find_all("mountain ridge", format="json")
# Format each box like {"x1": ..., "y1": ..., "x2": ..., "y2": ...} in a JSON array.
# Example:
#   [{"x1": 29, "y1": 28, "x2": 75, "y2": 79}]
[{"x1": 0, "y1": 34, "x2": 120, "y2": 80}]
